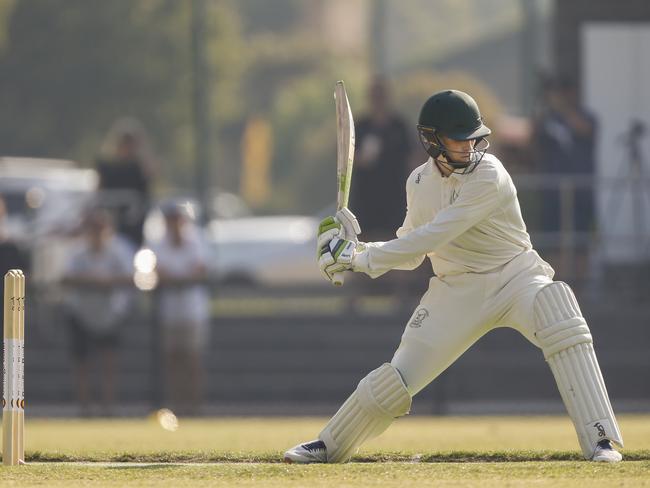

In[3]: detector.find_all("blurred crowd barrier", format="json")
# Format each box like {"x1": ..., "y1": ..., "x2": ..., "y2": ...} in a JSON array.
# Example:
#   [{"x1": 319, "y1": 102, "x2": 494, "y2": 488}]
[
  {"x1": 17, "y1": 271, "x2": 650, "y2": 417},
  {"x1": 513, "y1": 174, "x2": 650, "y2": 283}
]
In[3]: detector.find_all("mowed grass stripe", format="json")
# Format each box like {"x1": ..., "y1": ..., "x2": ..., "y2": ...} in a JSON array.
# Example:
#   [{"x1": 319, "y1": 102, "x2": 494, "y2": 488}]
[
  {"x1": 2, "y1": 462, "x2": 650, "y2": 488},
  {"x1": 16, "y1": 449, "x2": 650, "y2": 463},
  {"x1": 2, "y1": 415, "x2": 648, "y2": 464}
]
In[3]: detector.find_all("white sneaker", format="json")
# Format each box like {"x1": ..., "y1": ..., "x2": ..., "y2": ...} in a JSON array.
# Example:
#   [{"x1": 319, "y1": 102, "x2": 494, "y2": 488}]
[
  {"x1": 591, "y1": 440, "x2": 623, "y2": 462},
  {"x1": 284, "y1": 439, "x2": 328, "y2": 464}
]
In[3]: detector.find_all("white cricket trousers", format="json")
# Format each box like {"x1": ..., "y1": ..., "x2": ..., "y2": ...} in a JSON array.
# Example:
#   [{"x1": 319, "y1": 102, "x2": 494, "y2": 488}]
[{"x1": 391, "y1": 249, "x2": 554, "y2": 395}]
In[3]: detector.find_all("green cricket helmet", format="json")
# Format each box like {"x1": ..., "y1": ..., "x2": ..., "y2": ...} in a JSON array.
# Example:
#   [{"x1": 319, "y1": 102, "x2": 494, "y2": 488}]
[{"x1": 417, "y1": 89, "x2": 491, "y2": 174}]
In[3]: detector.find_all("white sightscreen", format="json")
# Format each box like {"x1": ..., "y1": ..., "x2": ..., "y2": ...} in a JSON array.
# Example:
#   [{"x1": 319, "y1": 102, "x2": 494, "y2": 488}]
[{"x1": 583, "y1": 23, "x2": 650, "y2": 263}]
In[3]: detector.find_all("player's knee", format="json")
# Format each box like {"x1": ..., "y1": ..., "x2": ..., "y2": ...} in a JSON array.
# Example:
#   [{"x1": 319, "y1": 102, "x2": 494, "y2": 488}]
[
  {"x1": 357, "y1": 363, "x2": 412, "y2": 418},
  {"x1": 533, "y1": 282, "x2": 592, "y2": 359}
]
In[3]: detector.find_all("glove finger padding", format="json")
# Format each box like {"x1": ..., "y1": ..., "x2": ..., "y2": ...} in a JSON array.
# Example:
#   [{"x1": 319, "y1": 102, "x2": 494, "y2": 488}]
[
  {"x1": 318, "y1": 246, "x2": 336, "y2": 281},
  {"x1": 326, "y1": 264, "x2": 348, "y2": 282},
  {"x1": 317, "y1": 227, "x2": 340, "y2": 255},
  {"x1": 318, "y1": 216, "x2": 341, "y2": 236},
  {"x1": 316, "y1": 215, "x2": 341, "y2": 258}
]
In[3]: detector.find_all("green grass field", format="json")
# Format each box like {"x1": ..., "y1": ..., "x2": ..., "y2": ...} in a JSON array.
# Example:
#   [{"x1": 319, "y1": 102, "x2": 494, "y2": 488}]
[{"x1": 1, "y1": 414, "x2": 649, "y2": 487}]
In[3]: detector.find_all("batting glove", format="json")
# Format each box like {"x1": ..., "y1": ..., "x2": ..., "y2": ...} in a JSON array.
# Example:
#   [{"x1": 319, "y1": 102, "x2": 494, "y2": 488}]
[
  {"x1": 317, "y1": 215, "x2": 342, "y2": 256},
  {"x1": 318, "y1": 236, "x2": 356, "y2": 282}
]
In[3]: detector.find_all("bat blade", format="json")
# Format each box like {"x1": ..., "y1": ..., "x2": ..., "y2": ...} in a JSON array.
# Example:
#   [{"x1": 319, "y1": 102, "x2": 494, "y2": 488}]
[
  {"x1": 335, "y1": 80, "x2": 355, "y2": 211},
  {"x1": 332, "y1": 81, "x2": 355, "y2": 287}
]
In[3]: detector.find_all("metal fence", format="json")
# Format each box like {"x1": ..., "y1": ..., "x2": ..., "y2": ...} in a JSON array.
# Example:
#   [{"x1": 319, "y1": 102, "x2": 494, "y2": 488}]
[
  {"x1": 5, "y1": 176, "x2": 650, "y2": 415},
  {"x1": 513, "y1": 174, "x2": 650, "y2": 281}
]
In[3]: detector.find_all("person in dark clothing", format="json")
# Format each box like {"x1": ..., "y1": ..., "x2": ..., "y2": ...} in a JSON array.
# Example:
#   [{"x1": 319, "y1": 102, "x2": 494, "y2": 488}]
[
  {"x1": 533, "y1": 76, "x2": 597, "y2": 279},
  {"x1": 535, "y1": 77, "x2": 597, "y2": 231},
  {"x1": 96, "y1": 117, "x2": 157, "y2": 249},
  {"x1": 350, "y1": 78, "x2": 412, "y2": 242}
]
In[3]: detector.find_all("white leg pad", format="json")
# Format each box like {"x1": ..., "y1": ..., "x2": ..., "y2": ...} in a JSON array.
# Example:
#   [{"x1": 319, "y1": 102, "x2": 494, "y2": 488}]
[
  {"x1": 534, "y1": 282, "x2": 623, "y2": 458},
  {"x1": 319, "y1": 363, "x2": 411, "y2": 463}
]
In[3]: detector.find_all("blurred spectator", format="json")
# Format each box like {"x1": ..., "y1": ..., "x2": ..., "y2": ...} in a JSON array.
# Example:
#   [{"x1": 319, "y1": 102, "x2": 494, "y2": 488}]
[
  {"x1": 350, "y1": 77, "x2": 412, "y2": 242},
  {"x1": 0, "y1": 195, "x2": 30, "y2": 276},
  {"x1": 96, "y1": 117, "x2": 157, "y2": 249},
  {"x1": 61, "y1": 208, "x2": 134, "y2": 416},
  {"x1": 532, "y1": 75, "x2": 597, "y2": 278},
  {"x1": 150, "y1": 201, "x2": 209, "y2": 416}
]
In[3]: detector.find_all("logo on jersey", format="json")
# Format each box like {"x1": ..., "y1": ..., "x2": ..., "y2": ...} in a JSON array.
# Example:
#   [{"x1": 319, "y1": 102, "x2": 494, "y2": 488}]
[
  {"x1": 415, "y1": 172, "x2": 422, "y2": 184},
  {"x1": 450, "y1": 188, "x2": 459, "y2": 204},
  {"x1": 409, "y1": 308, "x2": 429, "y2": 328}
]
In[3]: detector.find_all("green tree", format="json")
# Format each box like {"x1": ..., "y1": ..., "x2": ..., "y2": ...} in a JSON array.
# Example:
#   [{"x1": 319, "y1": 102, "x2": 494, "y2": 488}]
[
  {"x1": 0, "y1": 0, "x2": 368, "y2": 214},
  {"x1": 0, "y1": 0, "x2": 212, "y2": 189}
]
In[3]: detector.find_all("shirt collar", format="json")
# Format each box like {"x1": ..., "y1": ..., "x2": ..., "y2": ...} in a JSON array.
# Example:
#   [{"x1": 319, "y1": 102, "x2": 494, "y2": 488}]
[
  {"x1": 426, "y1": 157, "x2": 466, "y2": 182},
  {"x1": 449, "y1": 170, "x2": 467, "y2": 182}
]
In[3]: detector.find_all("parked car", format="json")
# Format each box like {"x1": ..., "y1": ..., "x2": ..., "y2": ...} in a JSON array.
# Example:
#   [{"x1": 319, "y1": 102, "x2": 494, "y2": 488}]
[
  {"x1": 143, "y1": 196, "x2": 324, "y2": 288},
  {"x1": 0, "y1": 157, "x2": 99, "y2": 284},
  {"x1": 206, "y1": 214, "x2": 322, "y2": 287},
  {"x1": 0, "y1": 157, "x2": 98, "y2": 240}
]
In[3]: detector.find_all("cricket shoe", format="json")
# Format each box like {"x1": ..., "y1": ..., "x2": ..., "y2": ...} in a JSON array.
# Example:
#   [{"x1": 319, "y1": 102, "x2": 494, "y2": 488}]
[
  {"x1": 284, "y1": 439, "x2": 327, "y2": 464},
  {"x1": 591, "y1": 439, "x2": 622, "y2": 462}
]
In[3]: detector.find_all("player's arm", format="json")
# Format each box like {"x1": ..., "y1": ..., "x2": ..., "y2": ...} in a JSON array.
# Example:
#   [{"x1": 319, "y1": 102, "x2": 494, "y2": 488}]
[
  {"x1": 387, "y1": 173, "x2": 426, "y2": 272},
  {"x1": 318, "y1": 172, "x2": 424, "y2": 280},
  {"x1": 353, "y1": 176, "x2": 502, "y2": 277}
]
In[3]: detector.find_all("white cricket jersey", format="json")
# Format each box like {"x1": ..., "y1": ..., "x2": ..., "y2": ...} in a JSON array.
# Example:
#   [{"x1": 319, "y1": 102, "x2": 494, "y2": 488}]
[
  {"x1": 150, "y1": 231, "x2": 210, "y2": 326},
  {"x1": 354, "y1": 154, "x2": 535, "y2": 278}
]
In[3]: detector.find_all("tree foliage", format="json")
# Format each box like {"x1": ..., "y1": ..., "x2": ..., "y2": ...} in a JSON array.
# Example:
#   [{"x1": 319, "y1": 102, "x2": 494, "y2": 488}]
[
  {"x1": 0, "y1": 0, "x2": 194, "y2": 182},
  {"x1": 2, "y1": 2, "x2": 508, "y2": 215},
  {"x1": 0, "y1": 0, "x2": 368, "y2": 213}
]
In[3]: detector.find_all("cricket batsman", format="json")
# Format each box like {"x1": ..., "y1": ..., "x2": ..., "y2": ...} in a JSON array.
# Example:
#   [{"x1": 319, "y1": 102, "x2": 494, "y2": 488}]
[{"x1": 284, "y1": 89, "x2": 623, "y2": 463}]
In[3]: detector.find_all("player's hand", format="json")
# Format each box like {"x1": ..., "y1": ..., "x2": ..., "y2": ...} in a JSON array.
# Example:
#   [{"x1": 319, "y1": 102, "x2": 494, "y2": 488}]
[
  {"x1": 317, "y1": 216, "x2": 342, "y2": 257},
  {"x1": 316, "y1": 209, "x2": 361, "y2": 284},
  {"x1": 316, "y1": 208, "x2": 361, "y2": 253},
  {"x1": 318, "y1": 236, "x2": 356, "y2": 282},
  {"x1": 335, "y1": 207, "x2": 361, "y2": 243}
]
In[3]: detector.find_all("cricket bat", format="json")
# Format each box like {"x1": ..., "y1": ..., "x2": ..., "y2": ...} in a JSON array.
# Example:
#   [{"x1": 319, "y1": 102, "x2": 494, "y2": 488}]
[{"x1": 332, "y1": 80, "x2": 358, "y2": 286}]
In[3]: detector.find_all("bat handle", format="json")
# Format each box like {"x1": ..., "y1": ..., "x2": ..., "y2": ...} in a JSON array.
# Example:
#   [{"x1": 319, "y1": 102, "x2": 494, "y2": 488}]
[{"x1": 332, "y1": 272, "x2": 344, "y2": 286}]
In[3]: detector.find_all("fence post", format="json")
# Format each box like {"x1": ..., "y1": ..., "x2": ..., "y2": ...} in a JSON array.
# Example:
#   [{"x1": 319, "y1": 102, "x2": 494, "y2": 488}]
[{"x1": 559, "y1": 179, "x2": 576, "y2": 278}]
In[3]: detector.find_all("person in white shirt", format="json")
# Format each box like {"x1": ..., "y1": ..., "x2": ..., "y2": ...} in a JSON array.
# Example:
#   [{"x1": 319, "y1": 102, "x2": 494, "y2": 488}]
[
  {"x1": 62, "y1": 208, "x2": 134, "y2": 415},
  {"x1": 285, "y1": 90, "x2": 623, "y2": 464},
  {"x1": 150, "y1": 201, "x2": 209, "y2": 415}
]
